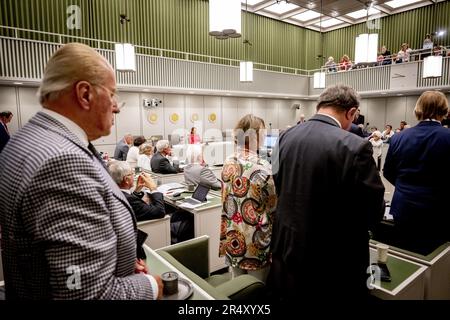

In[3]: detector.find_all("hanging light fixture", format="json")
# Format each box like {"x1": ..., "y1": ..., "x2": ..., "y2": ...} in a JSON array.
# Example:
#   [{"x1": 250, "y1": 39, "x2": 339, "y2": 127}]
[
  {"x1": 240, "y1": 61, "x2": 253, "y2": 82},
  {"x1": 313, "y1": 0, "x2": 325, "y2": 89},
  {"x1": 423, "y1": 55, "x2": 443, "y2": 78},
  {"x1": 354, "y1": 3, "x2": 378, "y2": 64},
  {"x1": 240, "y1": 1, "x2": 252, "y2": 82},
  {"x1": 422, "y1": 1, "x2": 442, "y2": 78},
  {"x1": 209, "y1": 0, "x2": 241, "y2": 40},
  {"x1": 115, "y1": 13, "x2": 136, "y2": 72}
]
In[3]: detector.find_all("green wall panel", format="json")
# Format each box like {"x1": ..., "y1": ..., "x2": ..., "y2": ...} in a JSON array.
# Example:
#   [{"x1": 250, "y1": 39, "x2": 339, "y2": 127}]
[
  {"x1": 0, "y1": 0, "x2": 322, "y2": 69},
  {"x1": 324, "y1": 1, "x2": 450, "y2": 63},
  {"x1": 2, "y1": 0, "x2": 448, "y2": 70}
]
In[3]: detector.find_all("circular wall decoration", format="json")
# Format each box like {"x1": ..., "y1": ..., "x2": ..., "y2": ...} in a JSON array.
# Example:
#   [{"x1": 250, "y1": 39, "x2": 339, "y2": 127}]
[
  {"x1": 170, "y1": 113, "x2": 180, "y2": 124},
  {"x1": 208, "y1": 112, "x2": 217, "y2": 123},
  {"x1": 147, "y1": 113, "x2": 158, "y2": 124},
  {"x1": 191, "y1": 113, "x2": 199, "y2": 123}
]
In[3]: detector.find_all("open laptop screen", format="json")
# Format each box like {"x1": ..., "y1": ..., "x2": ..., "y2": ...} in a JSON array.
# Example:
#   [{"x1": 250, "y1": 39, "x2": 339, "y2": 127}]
[{"x1": 191, "y1": 184, "x2": 210, "y2": 202}]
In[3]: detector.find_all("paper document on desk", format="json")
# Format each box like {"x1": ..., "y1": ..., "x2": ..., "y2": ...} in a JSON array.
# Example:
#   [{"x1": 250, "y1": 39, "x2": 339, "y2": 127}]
[
  {"x1": 157, "y1": 182, "x2": 185, "y2": 194},
  {"x1": 178, "y1": 200, "x2": 210, "y2": 209}
]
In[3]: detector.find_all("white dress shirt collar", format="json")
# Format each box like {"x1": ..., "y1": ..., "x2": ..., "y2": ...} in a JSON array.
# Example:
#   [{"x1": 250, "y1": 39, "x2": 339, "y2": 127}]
[
  {"x1": 317, "y1": 112, "x2": 342, "y2": 128},
  {"x1": 41, "y1": 109, "x2": 89, "y2": 147}
]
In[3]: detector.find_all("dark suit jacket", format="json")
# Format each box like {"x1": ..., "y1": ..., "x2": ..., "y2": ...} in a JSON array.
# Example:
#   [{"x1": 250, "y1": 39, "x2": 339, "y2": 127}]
[
  {"x1": 268, "y1": 114, "x2": 384, "y2": 300},
  {"x1": 114, "y1": 139, "x2": 129, "y2": 160},
  {"x1": 383, "y1": 121, "x2": 450, "y2": 254},
  {"x1": 123, "y1": 191, "x2": 165, "y2": 222},
  {"x1": 150, "y1": 152, "x2": 177, "y2": 174},
  {"x1": 353, "y1": 114, "x2": 365, "y2": 126},
  {"x1": 0, "y1": 122, "x2": 10, "y2": 153},
  {"x1": 349, "y1": 123, "x2": 365, "y2": 137}
]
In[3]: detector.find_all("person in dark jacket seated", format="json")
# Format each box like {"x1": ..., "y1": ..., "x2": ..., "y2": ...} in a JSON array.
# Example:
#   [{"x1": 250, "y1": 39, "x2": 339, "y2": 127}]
[
  {"x1": 151, "y1": 139, "x2": 179, "y2": 174},
  {"x1": 109, "y1": 160, "x2": 165, "y2": 221}
]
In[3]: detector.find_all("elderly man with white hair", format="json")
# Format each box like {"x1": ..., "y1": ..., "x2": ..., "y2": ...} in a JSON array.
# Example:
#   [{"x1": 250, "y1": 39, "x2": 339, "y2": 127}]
[
  {"x1": 184, "y1": 145, "x2": 221, "y2": 190},
  {"x1": 150, "y1": 139, "x2": 178, "y2": 174},
  {"x1": 109, "y1": 160, "x2": 165, "y2": 222}
]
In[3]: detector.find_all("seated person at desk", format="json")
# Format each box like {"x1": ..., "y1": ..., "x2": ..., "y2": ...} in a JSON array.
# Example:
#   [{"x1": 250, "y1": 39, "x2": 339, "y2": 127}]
[
  {"x1": 184, "y1": 144, "x2": 221, "y2": 190},
  {"x1": 109, "y1": 161, "x2": 165, "y2": 221},
  {"x1": 151, "y1": 140, "x2": 179, "y2": 174},
  {"x1": 137, "y1": 143, "x2": 153, "y2": 171}
]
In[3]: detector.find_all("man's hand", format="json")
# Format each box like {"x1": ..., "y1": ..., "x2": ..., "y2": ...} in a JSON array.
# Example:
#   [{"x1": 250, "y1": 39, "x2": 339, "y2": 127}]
[
  {"x1": 152, "y1": 275, "x2": 164, "y2": 300},
  {"x1": 135, "y1": 258, "x2": 148, "y2": 274},
  {"x1": 140, "y1": 172, "x2": 157, "y2": 191}
]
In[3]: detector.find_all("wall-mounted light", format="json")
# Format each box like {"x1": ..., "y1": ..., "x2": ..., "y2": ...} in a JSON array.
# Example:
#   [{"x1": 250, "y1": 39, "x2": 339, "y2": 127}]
[
  {"x1": 354, "y1": 33, "x2": 378, "y2": 64},
  {"x1": 240, "y1": 61, "x2": 253, "y2": 82},
  {"x1": 313, "y1": 72, "x2": 325, "y2": 89},
  {"x1": 115, "y1": 43, "x2": 136, "y2": 72},
  {"x1": 209, "y1": 0, "x2": 241, "y2": 40},
  {"x1": 422, "y1": 55, "x2": 443, "y2": 78}
]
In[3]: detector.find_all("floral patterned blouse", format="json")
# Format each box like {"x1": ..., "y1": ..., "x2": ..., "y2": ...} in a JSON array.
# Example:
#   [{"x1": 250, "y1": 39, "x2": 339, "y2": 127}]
[{"x1": 219, "y1": 150, "x2": 277, "y2": 270}]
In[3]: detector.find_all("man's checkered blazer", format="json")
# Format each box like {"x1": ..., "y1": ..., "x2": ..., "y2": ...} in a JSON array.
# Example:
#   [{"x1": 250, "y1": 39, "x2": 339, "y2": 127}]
[{"x1": 0, "y1": 112, "x2": 155, "y2": 299}]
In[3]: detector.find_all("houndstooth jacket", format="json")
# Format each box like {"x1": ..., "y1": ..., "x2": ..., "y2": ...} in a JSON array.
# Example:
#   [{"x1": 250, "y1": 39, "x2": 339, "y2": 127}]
[{"x1": 0, "y1": 112, "x2": 155, "y2": 299}]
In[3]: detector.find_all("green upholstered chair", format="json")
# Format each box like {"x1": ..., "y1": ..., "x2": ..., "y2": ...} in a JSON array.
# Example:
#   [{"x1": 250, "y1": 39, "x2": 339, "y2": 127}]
[{"x1": 156, "y1": 235, "x2": 265, "y2": 300}]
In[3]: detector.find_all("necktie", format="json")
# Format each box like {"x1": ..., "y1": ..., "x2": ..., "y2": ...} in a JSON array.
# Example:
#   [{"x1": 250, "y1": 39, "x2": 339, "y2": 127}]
[{"x1": 88, "y1": 143, "x2": 107, "y2": 170}]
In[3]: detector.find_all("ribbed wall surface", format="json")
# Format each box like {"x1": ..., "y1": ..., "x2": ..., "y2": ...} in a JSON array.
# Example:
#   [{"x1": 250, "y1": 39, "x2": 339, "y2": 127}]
[
  {"x1": 0, "y1": 0, "x2": 321, "y2": 69},
  {"x1": 0, "y1": 37, "x2": 310, "y2": 95},
  {"x1": 324, "y1": 1, "x2": 450, "y2": 62},
  {"x1": 324, "y1": 65, "x2": 391, "y2": 93}
]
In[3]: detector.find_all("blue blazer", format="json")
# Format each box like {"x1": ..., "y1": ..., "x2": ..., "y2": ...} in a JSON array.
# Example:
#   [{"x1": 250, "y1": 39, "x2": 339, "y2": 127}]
[{"x1": 384, "y1": 121, "x2": 450, "y2": 251}]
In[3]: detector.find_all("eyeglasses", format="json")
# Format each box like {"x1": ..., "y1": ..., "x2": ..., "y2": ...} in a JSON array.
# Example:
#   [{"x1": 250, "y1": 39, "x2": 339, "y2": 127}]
[{"x1": 94, "y1": 83, "x2": 120, "y2": 103}]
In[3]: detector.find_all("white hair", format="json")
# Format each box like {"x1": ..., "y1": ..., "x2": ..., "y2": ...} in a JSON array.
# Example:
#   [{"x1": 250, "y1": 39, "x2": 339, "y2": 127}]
[
  {"x1": 185, "y1": 144, "x2": 203, "y2": 164},
  {"x1": 37, "y1": 43, "x2": 112, "y2": 105},
  {"x1": 108, "y1": 161, "x2": 132, "y2": 185},
  {"x1": 372, "y1": 130, "x2": 382, "y2": 138},
  {"x1": 156, "y1": 140, "x2": 170, "y2": 152}
]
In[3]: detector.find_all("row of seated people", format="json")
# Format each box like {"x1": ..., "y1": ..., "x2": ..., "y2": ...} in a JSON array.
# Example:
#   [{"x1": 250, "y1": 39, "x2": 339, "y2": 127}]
[{"x1": 323, "y1": 43, "x2": 449, "y2": 72}]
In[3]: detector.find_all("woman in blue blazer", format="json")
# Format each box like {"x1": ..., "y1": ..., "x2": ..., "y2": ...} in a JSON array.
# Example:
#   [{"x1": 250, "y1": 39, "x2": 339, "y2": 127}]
[{"x1": 384, "y1": 91, "x2": 450, "y2": 255}]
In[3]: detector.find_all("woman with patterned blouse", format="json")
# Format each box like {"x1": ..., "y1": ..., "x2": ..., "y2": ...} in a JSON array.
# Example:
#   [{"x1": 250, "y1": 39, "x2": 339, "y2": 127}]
[{"x1": 219, "y1": 114, "x2": 277, "y2": 282}]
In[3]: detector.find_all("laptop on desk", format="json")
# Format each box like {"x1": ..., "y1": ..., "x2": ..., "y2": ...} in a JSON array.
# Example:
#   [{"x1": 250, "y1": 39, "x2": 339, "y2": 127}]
[{"x1": 181, "y1": 184, "x2": 210, "y2": 205}]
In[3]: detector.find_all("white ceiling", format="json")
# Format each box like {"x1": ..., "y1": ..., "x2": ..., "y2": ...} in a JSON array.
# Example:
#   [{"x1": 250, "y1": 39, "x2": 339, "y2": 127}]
[{"x1": 241, "y1": 0, "x2": 446, "y2": 32}]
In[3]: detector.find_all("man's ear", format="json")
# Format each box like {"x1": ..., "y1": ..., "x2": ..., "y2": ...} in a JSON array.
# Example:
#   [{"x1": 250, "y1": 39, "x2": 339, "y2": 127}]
[
  {"x1": 347, "y1": 107, "x2": 357, "y2": 121},
  {"x1": 75, "y1": 81, "x2": 93, "y2": 111}
]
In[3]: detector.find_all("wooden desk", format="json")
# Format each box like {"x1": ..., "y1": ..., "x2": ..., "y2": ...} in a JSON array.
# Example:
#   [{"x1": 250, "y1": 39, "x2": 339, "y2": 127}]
[
  {"x1": 143, "y1": 244, "x2": 214, "y2": 300},
  {"x1": 165, "y1": 192, "x2": 226, "y2": 272},
  {"x1": 369, "y1": 247, "x2": 427, "y2": 300},
  {"x1": 371, "y1": 241, "x2": 450, "y2": 300},
  {"x1": 137, "y1": 215, "x2": 171, "y2": 250}
]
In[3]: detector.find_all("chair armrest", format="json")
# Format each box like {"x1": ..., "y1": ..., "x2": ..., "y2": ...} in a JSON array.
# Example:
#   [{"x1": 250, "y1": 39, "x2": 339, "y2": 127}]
[
  {"x1": 157, "y1": 250, "x2": 229, "y2": 300},
  {"x1": 214, "y1": 274, "x2": 265, "y2": 300},
  {"x1": 158, "y1": 235, "x2": 210, "y2": 279}
]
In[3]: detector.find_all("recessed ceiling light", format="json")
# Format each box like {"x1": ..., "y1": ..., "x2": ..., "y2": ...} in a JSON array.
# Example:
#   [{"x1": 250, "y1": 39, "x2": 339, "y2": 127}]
[
  {"x1": 264, "y1": 2, "x2": 299, "y2": 15},
  {"x1": 380, "y1": 92, "x2": 387, "y2": 95},
  {"x1": 13, "y1": 82, "x2": 23, "y2": 85},
  {"x1": 331, "y1": 11, "x2": 338, "y2": 17},
  {"x1": 291, "y1": 10, "x2": 320, "y2": 22},
  {"x1": 315, "y1": 18, "x2": 344, "y2": 28},
  {"x1": 240, "y1": 0, "x2": 263, "y2": 5},
  {"x1": 384, "y1": 0, "x2": 422, "y2": 9},
  {"x1": 346, "y1": 8, "x2": 379, "y2": 19}
]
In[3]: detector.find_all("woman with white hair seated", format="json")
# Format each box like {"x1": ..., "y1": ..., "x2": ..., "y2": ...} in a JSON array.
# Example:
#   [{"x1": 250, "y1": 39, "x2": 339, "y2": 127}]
[
  {"x1": 137, "y1": 143, "x2": 154, "y2": 171},
  {"x1": 183, "y1": 145, "x2": 221, "y2": 190},
  {"x1": 369, "y1": 130, "x2": 383, "y2": 170}
]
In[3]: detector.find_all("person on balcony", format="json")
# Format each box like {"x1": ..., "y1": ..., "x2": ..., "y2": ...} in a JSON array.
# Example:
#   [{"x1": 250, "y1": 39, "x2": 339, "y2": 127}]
[
  {"x1": 325, "y1": 56, "x2": 337, "y2": 72},
  {"x1": 380, "y1": 45, "x2": 392, "y2": 65},
  {"x1": 339, "y1": 54, "x2": 352, "y2": 71}
]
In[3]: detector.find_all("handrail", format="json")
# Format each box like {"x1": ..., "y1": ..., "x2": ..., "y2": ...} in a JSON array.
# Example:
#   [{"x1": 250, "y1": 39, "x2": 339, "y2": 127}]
[{"x1": 0, "y1": 25, "x2": 311, "y2": 76}]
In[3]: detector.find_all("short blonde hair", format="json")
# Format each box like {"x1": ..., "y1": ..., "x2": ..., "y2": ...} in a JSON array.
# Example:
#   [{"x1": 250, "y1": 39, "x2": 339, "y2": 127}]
[
  {"x1": 414, "y1": 91, "x2": 448, "y2": 121},
  {"x1": 139, "y1": 143, "x2": 153, "y2": 155},
  {"x1": 38, "y1": 43, "x2": 112, "y2": 104}
]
